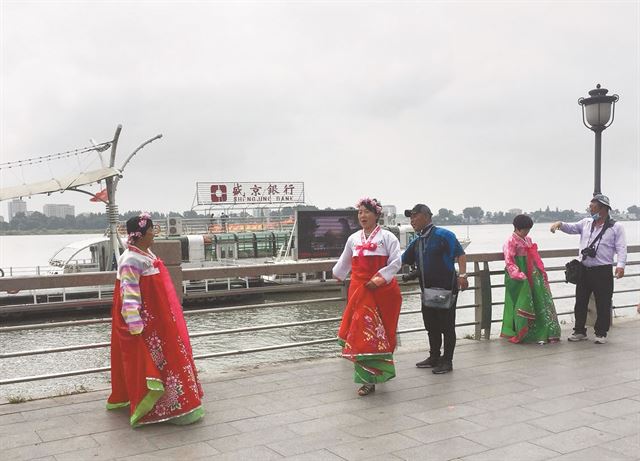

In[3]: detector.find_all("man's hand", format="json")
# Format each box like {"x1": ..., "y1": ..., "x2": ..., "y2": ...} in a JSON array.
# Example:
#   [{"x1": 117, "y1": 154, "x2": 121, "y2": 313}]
[
  {"x1": 458, "y1": 276, "x2": 469, "y2": 291},
  {"x1": 550, "y1": 221, "x2": 562, "y2": 233},
  {"x1": 615, "y1": 267, "x2": 625, "y2": 279}
]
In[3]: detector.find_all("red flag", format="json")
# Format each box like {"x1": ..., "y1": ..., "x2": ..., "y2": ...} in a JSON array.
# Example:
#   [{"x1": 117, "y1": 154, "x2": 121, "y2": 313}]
[{"x1": 90, "y1": 188, "x2": 108, "y2": 203}]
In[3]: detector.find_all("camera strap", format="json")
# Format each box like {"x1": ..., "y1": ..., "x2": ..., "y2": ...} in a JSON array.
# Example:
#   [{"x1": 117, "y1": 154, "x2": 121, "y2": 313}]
[{"x1": 583, "y1": 218, "x2": 613, "y2": 260}]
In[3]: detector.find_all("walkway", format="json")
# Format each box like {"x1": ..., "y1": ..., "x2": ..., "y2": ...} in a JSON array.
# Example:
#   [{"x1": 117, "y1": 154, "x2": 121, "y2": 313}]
[{"x1": 1, "y1": 319, "x2": 639, "y2": 460}]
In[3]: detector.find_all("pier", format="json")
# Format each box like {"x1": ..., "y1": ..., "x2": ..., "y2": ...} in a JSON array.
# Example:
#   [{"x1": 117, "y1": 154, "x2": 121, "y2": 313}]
[{"x1": 1, "y1": 319, "x2": 639, "y2": 460}]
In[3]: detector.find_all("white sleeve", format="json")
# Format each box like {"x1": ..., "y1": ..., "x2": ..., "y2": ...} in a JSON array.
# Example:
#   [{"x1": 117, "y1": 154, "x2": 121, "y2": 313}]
[
  {"x1": 332, "y1": 235, "x2": 354, "y2": 281},
  {"x1": 376, "y1": 231, "x2": 402, "y2": 283}
]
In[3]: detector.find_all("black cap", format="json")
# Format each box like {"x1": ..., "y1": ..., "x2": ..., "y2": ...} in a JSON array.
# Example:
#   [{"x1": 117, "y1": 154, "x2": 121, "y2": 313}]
[{"x1": 404, "y1": 204, "x2": 432, "y2": 218}]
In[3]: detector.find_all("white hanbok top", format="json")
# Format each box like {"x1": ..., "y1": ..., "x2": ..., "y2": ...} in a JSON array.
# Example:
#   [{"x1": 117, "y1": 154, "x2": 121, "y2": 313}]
[{"x1": 332, "y1": 226, "x2": 402, "y2": 284}]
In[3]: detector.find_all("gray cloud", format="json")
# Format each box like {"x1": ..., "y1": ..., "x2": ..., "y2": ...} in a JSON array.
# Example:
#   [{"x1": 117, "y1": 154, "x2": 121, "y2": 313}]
[{"x1": 1, "y1": 1, "x2": 638, "y2": 219}]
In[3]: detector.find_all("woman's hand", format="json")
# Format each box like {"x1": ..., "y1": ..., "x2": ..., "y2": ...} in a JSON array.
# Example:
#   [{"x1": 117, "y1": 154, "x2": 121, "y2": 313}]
[{"x1": 365, "y1": 280, "x2": 377, "y2": 290}]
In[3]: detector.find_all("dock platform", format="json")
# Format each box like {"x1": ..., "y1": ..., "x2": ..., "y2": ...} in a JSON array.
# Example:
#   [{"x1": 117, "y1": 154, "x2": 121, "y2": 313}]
[{"x1": 1, "y1": 319, "x2": 639, "y2": 460}]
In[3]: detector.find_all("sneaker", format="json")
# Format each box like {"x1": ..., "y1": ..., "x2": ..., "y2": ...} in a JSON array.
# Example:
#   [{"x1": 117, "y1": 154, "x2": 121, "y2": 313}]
[
  {"x1": 432, "y1": 362, "x2": 453, "y2": 374},
  {"x1": 594, "y1": 336, "x2": 607, "y2": 344},
  {"x1": 416, "y1": 357, "x2": 440, "y2": 368},
  {"x1": 567, "y1": 333, "x2": 588, "y2": 342}
]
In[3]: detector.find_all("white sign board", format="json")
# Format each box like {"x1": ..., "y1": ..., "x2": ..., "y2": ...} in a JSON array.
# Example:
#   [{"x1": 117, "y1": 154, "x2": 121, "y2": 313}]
[{"x1": 196, "y1": 182, "x2": 305, "y2": 206}]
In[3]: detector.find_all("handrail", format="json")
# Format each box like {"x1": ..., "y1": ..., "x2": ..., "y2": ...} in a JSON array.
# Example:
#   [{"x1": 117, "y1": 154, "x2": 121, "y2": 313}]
[{"x1": 2, "y1": 245, "x2": 637, "y2": 291}]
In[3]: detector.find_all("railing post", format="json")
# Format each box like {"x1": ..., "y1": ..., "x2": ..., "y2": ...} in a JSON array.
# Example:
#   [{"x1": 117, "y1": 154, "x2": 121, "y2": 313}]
[
  {"x1": 341, "y1": 279, "x2": 350, "y2": 300},
  {"x1": 474, "y1": 261, "x2": 493, "y2": 339},
  {"x1": 474, "y1": 262, "x2": 481, "y2": 339}
]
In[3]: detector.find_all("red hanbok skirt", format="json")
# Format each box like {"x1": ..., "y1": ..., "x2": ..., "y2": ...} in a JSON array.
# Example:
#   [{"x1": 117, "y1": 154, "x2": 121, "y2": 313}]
[{"x1": 337, "y1": 256, "x2": 402, "y2": 384}]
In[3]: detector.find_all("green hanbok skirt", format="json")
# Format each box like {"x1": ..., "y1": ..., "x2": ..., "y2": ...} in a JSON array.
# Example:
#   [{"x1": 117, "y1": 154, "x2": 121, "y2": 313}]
[{"x1": 502, "y1": 255, "x2": 561, "y2": 343}]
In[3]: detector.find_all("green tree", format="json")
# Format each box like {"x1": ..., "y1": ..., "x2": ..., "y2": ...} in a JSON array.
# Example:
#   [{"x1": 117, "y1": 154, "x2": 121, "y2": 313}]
[{"x1": 462, "y1": 206, "x2": 484, "y2": 223}]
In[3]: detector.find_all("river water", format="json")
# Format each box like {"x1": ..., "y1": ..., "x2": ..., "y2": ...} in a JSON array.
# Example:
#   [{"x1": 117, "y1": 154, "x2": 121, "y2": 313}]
[{"x1": 1, "y1": 222, "x2": 639, "y2": 401}]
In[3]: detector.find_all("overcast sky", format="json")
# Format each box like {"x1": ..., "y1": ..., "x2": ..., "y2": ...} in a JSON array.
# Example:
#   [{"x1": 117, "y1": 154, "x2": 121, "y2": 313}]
[{"x1": 1, "y1": 0, "x2": 639, "y2": 219}]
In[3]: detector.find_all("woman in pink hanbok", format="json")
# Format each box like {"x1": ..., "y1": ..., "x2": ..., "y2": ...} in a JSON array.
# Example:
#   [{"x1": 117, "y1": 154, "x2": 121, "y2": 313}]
[{"x1": 502, "y1": 214, "x2": 561, "y2": 344}]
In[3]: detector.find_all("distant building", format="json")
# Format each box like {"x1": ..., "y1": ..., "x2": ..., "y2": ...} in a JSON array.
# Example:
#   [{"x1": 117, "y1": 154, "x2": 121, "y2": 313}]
[
  {"x1": 8, "y1": 199, "x2": 27, "y2": 221},
  {"x1": 43, "y1": 204, "x2": 75, "y2": 218},
  {"x1": 0, "y1": 215, "x2": 5, "y2": 223},
  {"x1": 507, "y1": 208, "x2": 523, "y2": 215}
]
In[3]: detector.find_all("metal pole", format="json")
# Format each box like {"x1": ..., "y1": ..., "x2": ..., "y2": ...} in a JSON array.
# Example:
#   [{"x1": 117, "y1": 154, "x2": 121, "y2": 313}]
[
  {"x1": 593, "y1": 128, "x2": 603, "y2": 195},
  {"x1": 106, "y1": 125, "x2": 123, "y2": 265}
]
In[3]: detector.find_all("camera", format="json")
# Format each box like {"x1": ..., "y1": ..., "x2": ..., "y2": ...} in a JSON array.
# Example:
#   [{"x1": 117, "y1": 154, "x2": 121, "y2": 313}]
[
  {"x1": 402, "y1": 269, "x2": 419, "y2": 282},
  {"x1": 581, "y1": 246, "x2": 597, "y2": 258}
]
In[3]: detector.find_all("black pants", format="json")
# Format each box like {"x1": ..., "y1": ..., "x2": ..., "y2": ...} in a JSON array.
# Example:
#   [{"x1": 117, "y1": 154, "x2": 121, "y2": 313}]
[
  {"x1": 574, "y1": 264, "x2": 614, "y2": 337},
  {"x1": 421, "y1": 298, "x2": 457, "y2": 363}
]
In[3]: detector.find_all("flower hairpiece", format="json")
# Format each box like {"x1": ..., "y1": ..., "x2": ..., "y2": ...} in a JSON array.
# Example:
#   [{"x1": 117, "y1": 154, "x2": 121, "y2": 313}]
[
  {"x1": 127, "y1": 212, "x2": 152, "y2": 244},
  {"x1": 356, "y1": 197, "x2": 383, "y2": 215}
]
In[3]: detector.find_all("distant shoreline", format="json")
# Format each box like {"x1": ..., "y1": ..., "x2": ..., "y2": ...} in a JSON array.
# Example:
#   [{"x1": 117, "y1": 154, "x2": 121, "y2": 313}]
[{"x1": 2, "y1": 219, "x2": 638, "y2": 237}]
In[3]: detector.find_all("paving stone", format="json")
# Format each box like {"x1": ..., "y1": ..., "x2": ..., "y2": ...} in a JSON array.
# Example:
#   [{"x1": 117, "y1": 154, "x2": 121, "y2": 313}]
[
  {"x1": 0, "y1": 411, "x2": 26, "y2": 426},
  {"x1": 468, "y1": 391, "x2": 542, "y2": 411},
  {"x1": 327, "y1": 432, "x2": 422, "y2": 460},
  {"x1": 532, "y1": 426, "x2": 622, "y2": 454},
  {"x1": 460, "y1": 441, "x2": 560, "y2": 461},
  {"x1": 341, "y1": 414, "x2": 425, "y2": 438},
  {"x1": 0, "y1": 415, "x2": 74, "y2": 436},
  {"x1": 249, "y1": 395, "x2": 325, "y2": 416},
  {"x1": 522, "y1": 395, "x2": 594, "y2": 415},
  {"x1": 572, "y1": 383, "x2": 640, "y2": 403},
  {"x1": 207, "y1": 445, "x2": 284, "y2": 460},
  {"x1": 3, "y1": 434, "x2": 99, "y2": 460},
  {"x1": 463, "y1": 421, "x2": 553, "y2": 448},
  {"x1": 229, "y1": 409, "x2": 315, "y2": 433},
  {"x1": 409, "y1": 403, "x2": 486, "y2": 424},
  {"x1": 547, "y1": 445, "x2": 636, "y2": 461},
  {"x1": 121, "y1": 441, "x2": 220, "y2": 460},
  {"x1": 0, "y1": 430, "x2": 41, "y2": 451},
  {"x1": 298, "y1": 398, "x2": 371, "y2": 418},
  {"x1": 36, "y1": 411, "x2": 124, "y2": 441},
  {"x1": 280, "y1": 449, "x2": 347, "y2": 461},
  {"x1": 287, "y1": 412, "x2": 368, "y2": 436},
  {"x1": 394, "y1": 436, "x2": 486, "y2": 461},
  {"x1": 267, "y1": 429, "x2": 361, "y2": 457},
  {"x1": 147, "y1": 422, "x2": 240, "y2": 450},
  {"x1": 600, "y1": 434, "x2": 640, "y2": 458},
  {"x1": 587, "y1": 415, "x2": 639, "y2": 438},
  {"x1": 583, "y1": 398, "x2": 640, "y2": 418},
  {"x1": 207, "y1": 425, "x2": 299, "y2": 453},
  {"x1": 400, "y1": 418, "x2": 487, "y2": 444},
  {"x1": 463, "y1": 405, "x2": 546, "y2": 428},
  {"x1": 528, "y1": 409, "x2": 607, "y2": 433}
]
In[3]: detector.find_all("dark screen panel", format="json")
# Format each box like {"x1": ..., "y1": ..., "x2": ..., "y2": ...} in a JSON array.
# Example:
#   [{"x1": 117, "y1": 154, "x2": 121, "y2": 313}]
[{"x1": 296, "y1": 210, "x2": 361, "y2": 259}]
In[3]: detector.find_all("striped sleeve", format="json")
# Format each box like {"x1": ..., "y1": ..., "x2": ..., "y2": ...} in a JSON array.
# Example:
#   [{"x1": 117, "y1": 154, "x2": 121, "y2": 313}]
[{"x1": 119, "y1": 262, "x2": 144, "y2": 334}]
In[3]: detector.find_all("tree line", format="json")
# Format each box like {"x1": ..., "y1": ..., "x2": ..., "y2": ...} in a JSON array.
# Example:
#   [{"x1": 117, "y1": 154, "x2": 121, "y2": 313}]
[{"x1": 1, "y1": 205, "x2": 638, "y2": 234}]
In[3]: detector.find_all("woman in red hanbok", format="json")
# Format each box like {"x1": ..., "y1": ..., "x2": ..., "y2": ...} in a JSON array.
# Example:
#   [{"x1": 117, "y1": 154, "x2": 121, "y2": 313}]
[
  {"x1": 333, "y1": 198, "x2": 402, "y2": 396},
  {"x1": 107, "y1": 213, "x2": 204, "y2": 427}
]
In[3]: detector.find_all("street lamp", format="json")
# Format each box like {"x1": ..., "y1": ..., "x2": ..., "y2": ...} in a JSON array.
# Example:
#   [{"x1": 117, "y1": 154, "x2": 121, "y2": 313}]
[{"x1": 578, "y1": 84, "x2": 619, "y2": 195}]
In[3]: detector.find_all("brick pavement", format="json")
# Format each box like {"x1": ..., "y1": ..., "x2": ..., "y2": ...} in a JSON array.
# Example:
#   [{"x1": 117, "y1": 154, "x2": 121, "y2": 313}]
[{"x1": 1, "y1": 319, "x2": 638, "y2": 460}]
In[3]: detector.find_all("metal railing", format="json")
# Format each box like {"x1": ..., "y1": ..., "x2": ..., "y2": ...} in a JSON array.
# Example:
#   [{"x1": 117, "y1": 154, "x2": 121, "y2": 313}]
[{"x1": 1, "y1": 246, "x2": 638, "y2": 385}]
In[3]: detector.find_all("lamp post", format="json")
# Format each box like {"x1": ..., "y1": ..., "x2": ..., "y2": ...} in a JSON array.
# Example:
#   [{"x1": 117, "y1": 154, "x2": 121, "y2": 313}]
[{"x1": 578, "y1": 84, "x2": 619, "y2": 195}]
